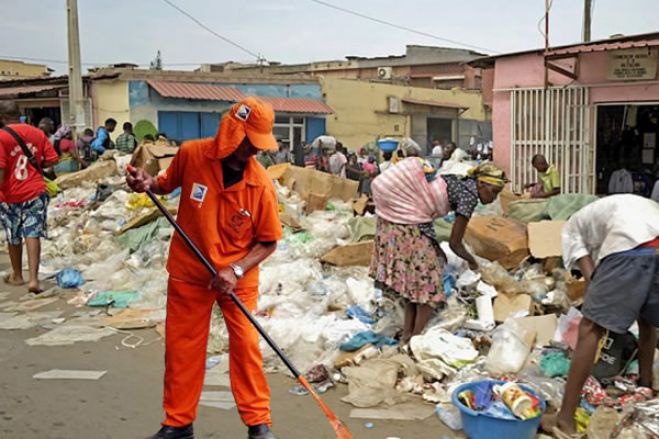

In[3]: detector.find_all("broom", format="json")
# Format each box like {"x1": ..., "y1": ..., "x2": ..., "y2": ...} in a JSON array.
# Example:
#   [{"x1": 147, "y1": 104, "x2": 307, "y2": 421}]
[{"x1": 127, "y1": 166, "x2": 352, "y2": 439}]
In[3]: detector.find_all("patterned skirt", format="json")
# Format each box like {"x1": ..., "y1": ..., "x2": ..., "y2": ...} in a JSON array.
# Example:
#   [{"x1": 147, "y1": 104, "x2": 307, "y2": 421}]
[{"x1": 369, "y1": 217, "x2": 445, "y2": 306}]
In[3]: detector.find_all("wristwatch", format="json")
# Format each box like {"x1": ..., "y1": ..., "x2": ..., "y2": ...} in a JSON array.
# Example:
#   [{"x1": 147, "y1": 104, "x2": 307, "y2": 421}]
[{"x1": 230, "y1": 263, "x2": 244, "y2": 279}]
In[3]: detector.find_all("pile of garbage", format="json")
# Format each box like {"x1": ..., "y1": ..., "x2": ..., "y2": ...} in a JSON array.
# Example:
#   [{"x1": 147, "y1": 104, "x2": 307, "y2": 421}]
[{"x1": 0, "y1": 156, "x2": 657, "y2": 438}]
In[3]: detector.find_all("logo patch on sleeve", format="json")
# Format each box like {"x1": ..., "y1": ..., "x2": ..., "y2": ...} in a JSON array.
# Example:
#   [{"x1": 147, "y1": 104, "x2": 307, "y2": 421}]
[
  {"x1": 190, "y1": 183, "x2": 208, "y2": 202},
  {"x1": 234, "y1": 104, "x2": 252, "y2": 122}
]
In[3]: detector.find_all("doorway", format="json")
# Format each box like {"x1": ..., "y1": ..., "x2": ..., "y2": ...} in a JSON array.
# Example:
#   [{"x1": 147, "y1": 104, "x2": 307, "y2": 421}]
[
  {"x1": 427, "y1": 117, "x2": 452, "y2": 150},
  {"x1": 595, "y1": 104, "x2": 658, "y2": 196}
]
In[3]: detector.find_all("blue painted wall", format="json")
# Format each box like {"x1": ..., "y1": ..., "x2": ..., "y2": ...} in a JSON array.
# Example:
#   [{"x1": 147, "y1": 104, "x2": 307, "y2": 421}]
[
  {"x1": 129, "y1": 80, "x2": 327, "y2": 142},
  {"x1": 306, "y1": 117, "x2": 326, "y2": 142}
]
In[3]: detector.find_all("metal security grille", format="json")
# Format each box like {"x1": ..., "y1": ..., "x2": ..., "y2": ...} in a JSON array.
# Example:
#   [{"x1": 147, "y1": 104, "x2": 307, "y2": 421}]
[{"x1": 510, "y1": 87, "x2": 594, "y2": 194}]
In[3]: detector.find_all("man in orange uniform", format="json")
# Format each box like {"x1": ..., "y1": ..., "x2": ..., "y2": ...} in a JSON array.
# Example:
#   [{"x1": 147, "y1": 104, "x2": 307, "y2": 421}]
[{"x1": 127, "y1": 97, "x2": 282, "y2": 439}]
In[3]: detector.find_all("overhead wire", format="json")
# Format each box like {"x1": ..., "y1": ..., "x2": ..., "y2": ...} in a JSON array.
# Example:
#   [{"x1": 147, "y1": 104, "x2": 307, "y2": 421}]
[
  {"x1": 0, "y1": 54, "x2": 231, "y2": 69},
  {"x1": 307, "y1": 0, "x2": 498, "y2": 54},
  {"x1": 159, "y1": 0, "x2": 263, "y2": 61}
]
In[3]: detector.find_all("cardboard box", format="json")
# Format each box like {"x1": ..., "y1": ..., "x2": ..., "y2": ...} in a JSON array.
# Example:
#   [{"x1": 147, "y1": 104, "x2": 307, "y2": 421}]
[
  {"x1": 465, "y1": 216, "x2": 529, "y2": 269},
  {"x1": 280, "y1": 165, "x2": 359, "y2": 202},
  {"x1": 321, "y1": 241, "x2": 374, "y2": 267},
  {"x1": 528, "y1": 221, "x2": 566, "y2": 259},
  {"x1": 130, "y1": 144, "x2": 179, "y2": 176},
  {"x1": 493, "y1": 293, "x2": 533, "y2": 322}
]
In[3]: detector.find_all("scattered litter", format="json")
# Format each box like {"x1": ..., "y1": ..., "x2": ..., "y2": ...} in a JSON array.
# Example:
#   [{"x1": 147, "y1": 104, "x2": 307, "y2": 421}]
[
  {"x1": 3, "y1": 297, "x2": 59, "y2": 312},
  {"x1": 0, "y1": 311, "x2": 64, "y2": 330},
  {"x1": 199, "y1": 391, "x2": 236, "y2": 410},
  {"x1": 540, "y1": 352, "x2": 571, "y2": 378},
  {"x1": 25, "y1": 325, "x2": 117, "y2": 346},
  {"x1": 349, "y1": 400, "x2": 435, "y2": 421},
  {"x1": 33, "y1": 369, "x2": 107, "y2": 380},
  {"x1": 87, "y1": 290, "x2": 138, "y2": 308},
  {"x1": 55, "y1": 268, "x2": 85, "y2": 288}
]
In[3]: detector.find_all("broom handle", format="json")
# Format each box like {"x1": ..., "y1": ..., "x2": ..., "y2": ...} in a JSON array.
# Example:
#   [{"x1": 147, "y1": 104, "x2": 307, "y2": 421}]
[{"x1": 143, "y1": 188, "x2": 302, "y2": 378}]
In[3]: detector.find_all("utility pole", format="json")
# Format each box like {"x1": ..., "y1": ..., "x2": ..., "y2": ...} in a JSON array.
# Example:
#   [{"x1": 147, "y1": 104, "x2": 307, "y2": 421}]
[
  {"x1": 583, "y1": 0, "x2": 592, "y2": 42},
  {"x1": 67, "y1": 0, "x2": 86, "y2": 134}
]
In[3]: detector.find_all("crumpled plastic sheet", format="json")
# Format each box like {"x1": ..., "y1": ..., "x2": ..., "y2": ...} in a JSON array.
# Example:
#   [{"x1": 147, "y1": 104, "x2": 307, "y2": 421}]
[{"x1": 411, "y1": 326, "x2": 478, "y2": 368}]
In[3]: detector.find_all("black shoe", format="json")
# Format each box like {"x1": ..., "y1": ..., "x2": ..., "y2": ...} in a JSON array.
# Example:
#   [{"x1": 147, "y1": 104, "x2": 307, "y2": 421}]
[
  {"x1": 248, "y1": 424, "x2": 276, "y2": 439},
  {"x1": 147, "y1": 424, "x2": 194, "y2": 439}
]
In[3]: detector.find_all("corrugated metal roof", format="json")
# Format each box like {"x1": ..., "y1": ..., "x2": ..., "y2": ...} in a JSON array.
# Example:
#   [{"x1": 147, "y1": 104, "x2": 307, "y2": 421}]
[
  {"x1": 0, "y1": 84, "x2": 63, "y2": 97},
  {"x1": 147, "y1": 80, "x2": 246, "y2": 102},
  {"x1": 546, "y1": 39, "x2": 659, "y2": 57},
  {"x1": 258, "y1": 96, "x2": 333, "y2": 114},
  {"x1": 146, "y1": 80, "x2": 333, "y2": 114},
  {"x1": 401, "y1": 97, "x2": 466, "y2": 109}
]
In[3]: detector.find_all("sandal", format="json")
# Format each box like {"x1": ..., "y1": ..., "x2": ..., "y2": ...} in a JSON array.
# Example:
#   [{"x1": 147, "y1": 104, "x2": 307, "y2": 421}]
[
  {"x1": 27, "y1": 286, "x2": 43, "y2": 294},
  {"x1": 3, "y1": 274, "x2": 25, "y2": 286}
]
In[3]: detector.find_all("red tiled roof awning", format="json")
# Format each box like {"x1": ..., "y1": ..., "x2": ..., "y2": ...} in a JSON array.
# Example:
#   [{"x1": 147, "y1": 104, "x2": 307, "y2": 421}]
[
  {"x1": 401, "y1": 97, "x2": 467, "y2": 110},
  {"x1": 0, "y1": 84, "x2": 64, "y2": 98},
  {"x1": 147, "y1": 80, "x2": 333, "y2": 114},
  {"x1": 258, "y1": 96, "x2": 333, "y2": 114},
  {"x1": 147, "y1": 80, "x2": 246, "y2": 102}
]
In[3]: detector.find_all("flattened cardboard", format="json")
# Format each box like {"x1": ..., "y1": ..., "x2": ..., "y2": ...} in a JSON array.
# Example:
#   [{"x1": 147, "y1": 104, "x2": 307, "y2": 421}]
[
  {"x1": 321, "y1": 241, "x2": 374, "y2": 267},
  {"x1": 352, "y1": 194, "x2": 370, "y2": 216},
  {"x1": 528, "y1": 221, "x2": 566, "y2": 259},
  {"x1": 493, "y1": 293, "x2": 533, "y2": 322},
  {"x1": 306, "y1": 192, "x2": 328, "y2": 214},
  {"x1": 281, "y1": 165, "x2": 358, "y2": 202},
  {"x1": 55, "y1": 160, "x2": 118, "y2": 190},
  {"x1": 266, "y1": 163, "x2": 290, "y2": 180},
  {"x1": 513, "y1": 314, "x2": 558, "y2": 347}
]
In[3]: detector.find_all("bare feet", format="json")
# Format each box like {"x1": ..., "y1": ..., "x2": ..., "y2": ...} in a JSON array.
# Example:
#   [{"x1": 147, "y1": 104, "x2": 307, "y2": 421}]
[
  {"x1": 27, "y1": 280, "x2": 42, "y2": 294},
  {"x1": 541, "y1": 413, "x2": 577, "y2": 436},
  {"x1": 4, "y1": 273, "x2": 25, "y2": 286}
]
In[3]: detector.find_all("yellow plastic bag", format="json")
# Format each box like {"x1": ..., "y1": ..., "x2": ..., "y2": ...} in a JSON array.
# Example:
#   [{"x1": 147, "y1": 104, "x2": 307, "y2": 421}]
[
  {"x1": 44, "y1": 177, "x2": 59, "y2": 198},
  {"x1": 127, "y1": 193, "x2": 155, "y2": 210}
]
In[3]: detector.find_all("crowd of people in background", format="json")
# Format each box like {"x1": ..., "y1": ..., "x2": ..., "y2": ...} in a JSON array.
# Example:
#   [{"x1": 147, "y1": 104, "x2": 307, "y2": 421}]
[
  {"x1": 256, "y1": 136, "x2": 495, "y2": 196},
  {"x1": 12, "y1": 116, "x2": 176, "y2": 177}
]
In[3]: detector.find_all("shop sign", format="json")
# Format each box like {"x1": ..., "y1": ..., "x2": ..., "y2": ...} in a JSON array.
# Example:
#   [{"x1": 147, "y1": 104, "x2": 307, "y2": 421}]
[{"x1": 607, "y1": 48, "x2": 658, "y2": 80}]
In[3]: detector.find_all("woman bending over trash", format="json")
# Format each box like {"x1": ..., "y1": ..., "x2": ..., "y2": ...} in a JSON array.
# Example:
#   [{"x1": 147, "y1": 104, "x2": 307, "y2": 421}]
[{"x1": 369, "y1": 159, "x2": 507, "y2": 346}]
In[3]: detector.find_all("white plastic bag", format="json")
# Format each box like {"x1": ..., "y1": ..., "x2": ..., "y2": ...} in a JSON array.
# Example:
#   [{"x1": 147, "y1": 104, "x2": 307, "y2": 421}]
[{"x1": 486, "y1": 319, "x2": 532, "y2": 374}]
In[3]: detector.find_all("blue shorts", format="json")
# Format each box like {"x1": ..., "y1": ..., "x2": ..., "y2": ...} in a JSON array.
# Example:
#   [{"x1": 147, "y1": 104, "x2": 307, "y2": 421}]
[
  {"x1": 582, "y1": 247, "x2": 659, "y2": 334},
  {"x1": 0, "y1": 193, "x2": 49, "y2": 245}
]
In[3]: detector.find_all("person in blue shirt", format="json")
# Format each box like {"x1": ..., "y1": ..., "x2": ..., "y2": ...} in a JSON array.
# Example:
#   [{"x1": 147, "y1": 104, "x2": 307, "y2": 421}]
[{"x1": 90, "y1": 118, "x2": 117, "y2": 155}]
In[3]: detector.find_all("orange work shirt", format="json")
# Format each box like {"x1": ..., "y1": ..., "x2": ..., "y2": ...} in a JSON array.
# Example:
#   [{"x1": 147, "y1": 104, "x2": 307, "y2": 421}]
[{"x1": 156, "y1": 139, "x2": 283, "y2": 289}]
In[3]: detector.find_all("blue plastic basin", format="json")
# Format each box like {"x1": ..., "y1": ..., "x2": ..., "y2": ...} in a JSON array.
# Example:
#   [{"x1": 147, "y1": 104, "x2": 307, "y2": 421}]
[
  {"x1": 452, "y1": 380, "x2": 545, "y2": 439},
  {"x1": 377, "y1": 139, "x2": 399, "y2": 152}
]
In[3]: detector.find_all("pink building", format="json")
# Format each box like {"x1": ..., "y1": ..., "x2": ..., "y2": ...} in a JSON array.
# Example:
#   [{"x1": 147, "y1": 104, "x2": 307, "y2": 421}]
[{"x1": 473, "y1": 32, "x2": 659, "y2": 196}]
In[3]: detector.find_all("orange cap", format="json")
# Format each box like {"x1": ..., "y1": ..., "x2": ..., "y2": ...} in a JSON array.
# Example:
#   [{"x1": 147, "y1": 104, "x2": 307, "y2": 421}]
[{"x1": 215, "y1": 96, "x2": 278, "y2": 159}]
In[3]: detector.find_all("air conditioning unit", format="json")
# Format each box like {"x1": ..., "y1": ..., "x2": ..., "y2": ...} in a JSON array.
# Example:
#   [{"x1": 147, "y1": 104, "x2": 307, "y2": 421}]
[
  {"x1": 388, "y1": 96, "x2": 400, "y2": 113},
  {"x1": 377, "y1": 66, "x2": 393, "y2": 80}
]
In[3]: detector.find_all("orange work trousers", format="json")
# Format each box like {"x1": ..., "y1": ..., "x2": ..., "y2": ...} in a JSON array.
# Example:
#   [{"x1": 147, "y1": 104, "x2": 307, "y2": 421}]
[{"x1": 163, "y1": 278, "x2": 271, "y2": 428}]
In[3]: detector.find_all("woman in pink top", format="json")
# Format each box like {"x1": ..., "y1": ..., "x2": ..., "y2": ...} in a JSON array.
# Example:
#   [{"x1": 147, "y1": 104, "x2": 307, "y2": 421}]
[{"x1": 370, "y1": 160, "x2": 507, "y2": 345}]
